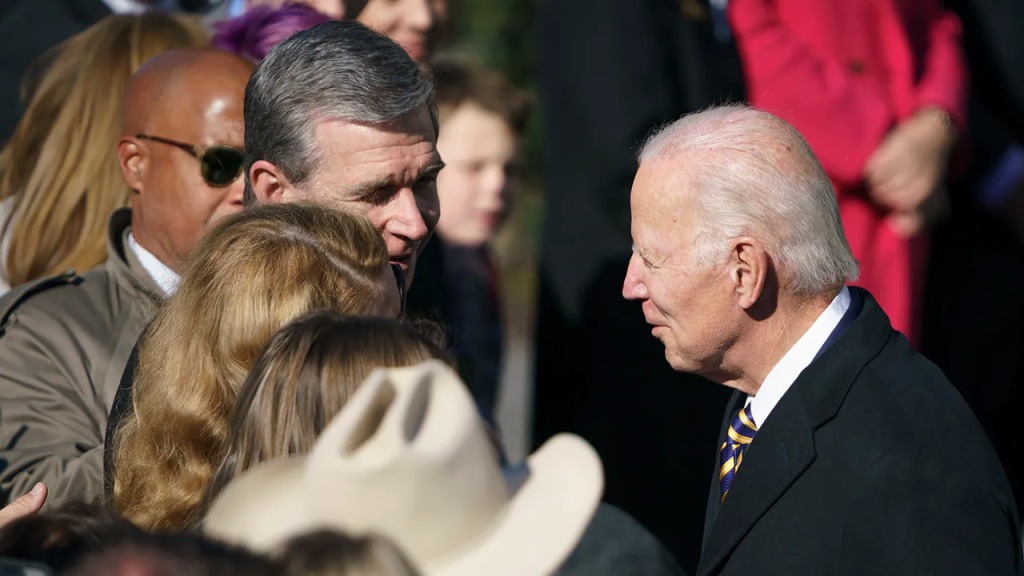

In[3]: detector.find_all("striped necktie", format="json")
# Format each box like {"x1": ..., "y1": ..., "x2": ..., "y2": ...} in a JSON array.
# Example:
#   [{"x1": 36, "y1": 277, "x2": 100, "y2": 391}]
[{"x1": 720, "y1": 404, "x2": 757, "y2": 501}]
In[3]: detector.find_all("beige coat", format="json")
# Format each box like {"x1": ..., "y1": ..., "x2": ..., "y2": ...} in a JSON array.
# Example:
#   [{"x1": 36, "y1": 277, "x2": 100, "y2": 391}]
[{"x1": 0, "y1": 208, "x2": 161, "y2": 507}]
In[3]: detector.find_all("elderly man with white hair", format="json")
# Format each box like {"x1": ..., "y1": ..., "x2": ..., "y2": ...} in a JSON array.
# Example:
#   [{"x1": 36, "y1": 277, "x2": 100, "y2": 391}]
[{"x1": 623, "y1": 105, "x2": 1022, "y2": 575}]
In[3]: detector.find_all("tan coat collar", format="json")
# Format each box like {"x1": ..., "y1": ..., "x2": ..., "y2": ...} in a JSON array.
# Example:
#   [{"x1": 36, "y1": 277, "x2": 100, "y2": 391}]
[{"x1": 105, "y1": 208, "x2": 163, "y2": 303}]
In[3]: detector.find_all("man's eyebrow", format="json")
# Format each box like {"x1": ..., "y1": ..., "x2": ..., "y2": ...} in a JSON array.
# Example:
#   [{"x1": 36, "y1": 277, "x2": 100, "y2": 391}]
[
  {"x1": 419, "y1": 159, "x2": 446, "y2": 178},
  {"x1": 349, "y1": 159, "x2": 447, "y2": 198},
  {"x1": 349, "y1": 176, "x2": 393, "y2": 198}
]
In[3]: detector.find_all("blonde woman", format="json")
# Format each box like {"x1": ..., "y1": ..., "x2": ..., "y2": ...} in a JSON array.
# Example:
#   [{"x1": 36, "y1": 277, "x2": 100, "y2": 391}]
[
  {"x1": 200, "y1": 311, "x2": 450, "y2": 512},
  {"x1": 0, "y1": 14, "x2": 209, "y2": 293},
  {"x1": 112, "y1": 203, "x2": 402, "y2": 531}
]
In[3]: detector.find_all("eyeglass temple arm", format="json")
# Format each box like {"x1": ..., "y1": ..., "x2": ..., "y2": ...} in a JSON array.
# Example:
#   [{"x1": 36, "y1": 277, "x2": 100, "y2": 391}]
[{"x1": 135, "y1": 134, "x2": 200, "y2": 156}]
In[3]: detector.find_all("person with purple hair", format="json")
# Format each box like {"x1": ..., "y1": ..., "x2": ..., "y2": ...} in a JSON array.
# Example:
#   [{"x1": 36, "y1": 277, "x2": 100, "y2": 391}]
[{"x1": 212, "y1": 3, "x2": 332, "y2": 63}]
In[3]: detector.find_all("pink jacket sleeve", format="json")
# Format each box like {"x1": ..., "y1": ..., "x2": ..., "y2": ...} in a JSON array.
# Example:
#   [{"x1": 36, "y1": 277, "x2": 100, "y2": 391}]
[
  {"x1": 728, "y1": 0, "x2": 895, "y2": 189},
  {"x1": 912, "y1": 2, "x2": 968, "y2": 136}
]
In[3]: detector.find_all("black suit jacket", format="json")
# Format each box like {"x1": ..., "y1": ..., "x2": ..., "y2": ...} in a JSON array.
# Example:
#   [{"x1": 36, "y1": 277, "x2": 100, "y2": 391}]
[
  {"x1": 699, "y1": 288, "x2": 1022, "y2": 576},
  {"x1": 0, "y1": 0, "x2": 111, "y2": 143}
]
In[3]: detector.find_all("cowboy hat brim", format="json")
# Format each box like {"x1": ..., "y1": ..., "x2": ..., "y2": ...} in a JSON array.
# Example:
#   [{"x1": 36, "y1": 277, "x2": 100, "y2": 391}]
[{"x1": 203, "y1": 432, "x2": 603, "y2": 576}]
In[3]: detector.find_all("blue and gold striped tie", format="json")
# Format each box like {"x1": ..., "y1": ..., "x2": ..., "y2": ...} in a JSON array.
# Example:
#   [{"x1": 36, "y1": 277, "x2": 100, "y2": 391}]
[{"x1": 720, "y1": 404, "x2": 758, "y2": 501}]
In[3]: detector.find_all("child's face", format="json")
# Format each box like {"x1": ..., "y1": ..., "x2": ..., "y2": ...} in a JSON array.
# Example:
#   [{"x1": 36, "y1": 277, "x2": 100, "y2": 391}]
[{"x1": 435, "y1": 103, "x2": 520, "y2": 246}]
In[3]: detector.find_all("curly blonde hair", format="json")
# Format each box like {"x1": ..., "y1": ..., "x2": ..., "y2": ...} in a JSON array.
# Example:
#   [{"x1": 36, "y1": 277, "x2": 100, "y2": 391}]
[
  {"x1": 113, "y1": 203, "x2": 392, "y2": 531},
  {"x1": 0, "y1": 14, "x2": 209, "y2": 286}
]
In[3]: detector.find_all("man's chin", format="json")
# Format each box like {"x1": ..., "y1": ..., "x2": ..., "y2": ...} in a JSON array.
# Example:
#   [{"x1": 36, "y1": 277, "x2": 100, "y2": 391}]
[{"x1": 664, "y1": 347, "x2": 699, "y2": 374}]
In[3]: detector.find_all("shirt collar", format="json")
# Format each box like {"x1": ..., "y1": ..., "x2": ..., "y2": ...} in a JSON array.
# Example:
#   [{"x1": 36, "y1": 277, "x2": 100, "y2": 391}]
[
  {"x1": 745, "y1": 286, "x2": 851, "y2": 428},
  {"x1": 127, "y1": 232, "x2": 180, "y2": 296}
]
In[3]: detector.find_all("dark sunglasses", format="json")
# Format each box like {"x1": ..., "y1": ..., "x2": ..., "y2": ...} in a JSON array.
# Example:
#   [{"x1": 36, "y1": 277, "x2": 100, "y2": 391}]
[
  {"x1": 136, "y1": 134, "x2": 244, "y2": 187},
  {"x1": 391, "y1": 263, "x2": 408, "y2": 319}
]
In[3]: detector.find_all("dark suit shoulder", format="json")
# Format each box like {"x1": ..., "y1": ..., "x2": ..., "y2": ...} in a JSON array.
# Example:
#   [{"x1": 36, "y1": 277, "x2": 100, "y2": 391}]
[
  {"x1": 831, "y1": 334, "x2": 1000, "y2": 472},
  {"x1": 557, "y1": 503, "x2": 688, "y2": 576}
]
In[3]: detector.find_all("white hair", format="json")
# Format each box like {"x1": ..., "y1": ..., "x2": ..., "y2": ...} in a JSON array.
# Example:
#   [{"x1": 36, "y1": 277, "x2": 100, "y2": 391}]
[{"x1": 639, "y1": 104, "x2": 859, "y2": 296}]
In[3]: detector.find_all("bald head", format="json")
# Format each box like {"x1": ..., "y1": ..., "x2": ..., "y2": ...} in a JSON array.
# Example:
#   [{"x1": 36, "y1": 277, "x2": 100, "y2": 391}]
[
  {"x1": 635, "y1": 105, "x2": 858, "y2": 295},
  {"x1": 118, "y1": 48, "x2": 254, "y2": 274},
  {"x1": 123, "y1": 48, "x2": 254, "y2": 137}
]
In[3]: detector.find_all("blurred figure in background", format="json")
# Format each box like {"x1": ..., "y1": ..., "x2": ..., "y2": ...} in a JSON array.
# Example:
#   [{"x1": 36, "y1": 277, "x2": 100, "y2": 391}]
[
  {"x1": 534, "y1": 0, "x2": 744, "y2": 569},
  {"x1": 0, "y1": 14, "x2": 209, "y2": 294},
  {"x1": 406, "y1": 57, "x2": 530, "y2": 428},
  {"x1": 230, "y1": 0, "x2": 346, "y2": 18},
  {"x1": 727, "y1": 0, "x2": 967, "y2": 346},
  {"x1": 925, "y1": 0, "x2": 1024, "y2": 509},
  {"x1": 347, "y1": 0, "x2": 446, "y2": 64},
  {"x1": 0, "y1": 0, "x2": 215, "y2": 143},
  {"x1": 226, "y1": 0, "x2": 447, "y2": 65},
  {"x1": 112, "y1": 204, "x2": 401, "y2": 532},
  {"x1": 213, "y1": 3, "x2": 332, "y2": 63},
  {"x1": 0, "y1": 47, "x2": 252, "y2": 509}
]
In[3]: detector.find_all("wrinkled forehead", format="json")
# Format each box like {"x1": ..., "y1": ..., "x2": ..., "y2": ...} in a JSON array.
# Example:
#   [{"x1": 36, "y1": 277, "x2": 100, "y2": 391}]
[{"x1": 306, "y1": 112, "x2": 439, "y2": 185}]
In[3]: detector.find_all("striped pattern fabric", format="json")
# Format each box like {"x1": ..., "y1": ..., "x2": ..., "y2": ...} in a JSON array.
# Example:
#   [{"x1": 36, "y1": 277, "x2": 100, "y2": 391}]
[{"x1": 720, "y1": 404, "x2": 758, "y2": 501}]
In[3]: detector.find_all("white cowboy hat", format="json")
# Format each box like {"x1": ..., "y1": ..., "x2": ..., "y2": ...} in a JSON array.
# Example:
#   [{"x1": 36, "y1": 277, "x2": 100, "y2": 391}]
[{"x1": 204, "y1": 359, "x2": 603, "y2": 576}]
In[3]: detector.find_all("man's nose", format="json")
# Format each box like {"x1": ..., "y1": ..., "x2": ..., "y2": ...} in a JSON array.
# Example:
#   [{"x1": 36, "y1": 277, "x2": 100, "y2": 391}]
[
  {"x1": 622, "y1": 254, "x2": 649, "y2": 300},
  {"x1": 387, "y1": 187, "x2": 430, "y2": 241}
]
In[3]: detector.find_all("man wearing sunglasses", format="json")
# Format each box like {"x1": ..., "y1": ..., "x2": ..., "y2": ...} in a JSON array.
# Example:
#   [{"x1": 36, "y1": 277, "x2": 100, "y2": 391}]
[
  {"x1": 243, "y1": 21, "x2": 441, "y2": 288},
  {"x1": 0, "y1": 48, "x2": 254, "y2": 509}
]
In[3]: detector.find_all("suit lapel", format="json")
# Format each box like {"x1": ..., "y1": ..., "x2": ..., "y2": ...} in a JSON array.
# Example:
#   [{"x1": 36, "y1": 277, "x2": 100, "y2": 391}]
[{"x1": 697, "y1": 389, "x2": 817, "y2": 576}]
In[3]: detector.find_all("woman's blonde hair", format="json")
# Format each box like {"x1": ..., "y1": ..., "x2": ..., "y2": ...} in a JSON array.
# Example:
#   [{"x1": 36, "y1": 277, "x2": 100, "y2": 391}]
[
  {"x1": 200, "y1": 311, "x2": 449, "y2": 514},
  {"x1": 0, "y1": 14, "x2": 209, "y2": 286},
  {"x1": 113, "y1": 203, "x2": 392, "y2": 531}
]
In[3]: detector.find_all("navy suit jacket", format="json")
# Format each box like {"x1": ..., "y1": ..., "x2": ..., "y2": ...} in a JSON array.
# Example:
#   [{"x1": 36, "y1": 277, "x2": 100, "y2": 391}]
[{"x1": 700, "y1": 287, "x2": 1021, "y2": 575}]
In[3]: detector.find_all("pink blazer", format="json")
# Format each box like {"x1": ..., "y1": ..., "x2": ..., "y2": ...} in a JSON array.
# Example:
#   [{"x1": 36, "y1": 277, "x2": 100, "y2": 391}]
[{"x1": 728, "y1": 0, "x2": 967, "y2": 345}]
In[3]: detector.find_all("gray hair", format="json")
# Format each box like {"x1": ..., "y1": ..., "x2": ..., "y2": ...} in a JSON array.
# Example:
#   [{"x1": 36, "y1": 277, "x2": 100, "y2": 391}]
[
  {"x1": 639, "y1": 104, "x2": 859, "y2": 296},
  {"x1": 242, "y1": 21, "x2": 436, "y2": 205}
]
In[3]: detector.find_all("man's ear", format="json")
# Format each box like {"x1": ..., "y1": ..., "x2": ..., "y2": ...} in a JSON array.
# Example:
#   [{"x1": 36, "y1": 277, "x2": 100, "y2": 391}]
[
  {"x1": 728, "y1": 237, "x2": 768, "y2": 310},
  {"x1": 117, "y1": 137, "x2": 144, "y2": 191},
  {"x1": 249, "y1": 160, "x2": 298, "y2": 204}
]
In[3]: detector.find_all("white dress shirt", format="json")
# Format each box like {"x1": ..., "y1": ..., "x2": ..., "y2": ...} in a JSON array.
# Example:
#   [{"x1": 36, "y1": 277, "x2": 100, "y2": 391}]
[
  {"x1": 744, "y1": 286, "x2": 852, "y2": 428},
  {"x1": 127, "y1": 232, "x2": 180, "y2": 296}
]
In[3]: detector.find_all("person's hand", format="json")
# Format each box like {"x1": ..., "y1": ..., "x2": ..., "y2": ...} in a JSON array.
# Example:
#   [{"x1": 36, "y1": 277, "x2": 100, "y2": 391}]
[
  {"x1": 887, "y1": 183, "x2": 951, "y2": 237},
  {"x1": 0, "y1": 483, "x2": 46, "y2": 529},
  {"x1": 865, "y1": 108, "x2": 957, "y2": 225}
]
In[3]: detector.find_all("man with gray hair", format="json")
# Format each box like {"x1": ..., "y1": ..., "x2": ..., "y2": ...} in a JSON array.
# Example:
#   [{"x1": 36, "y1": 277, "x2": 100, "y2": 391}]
[
  {"x1": 623, "y1": 105, "x2": 1021, "y2": 575},
  {"x1": 243, "y1": 20, "x2": 441, "y2": 284}
]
